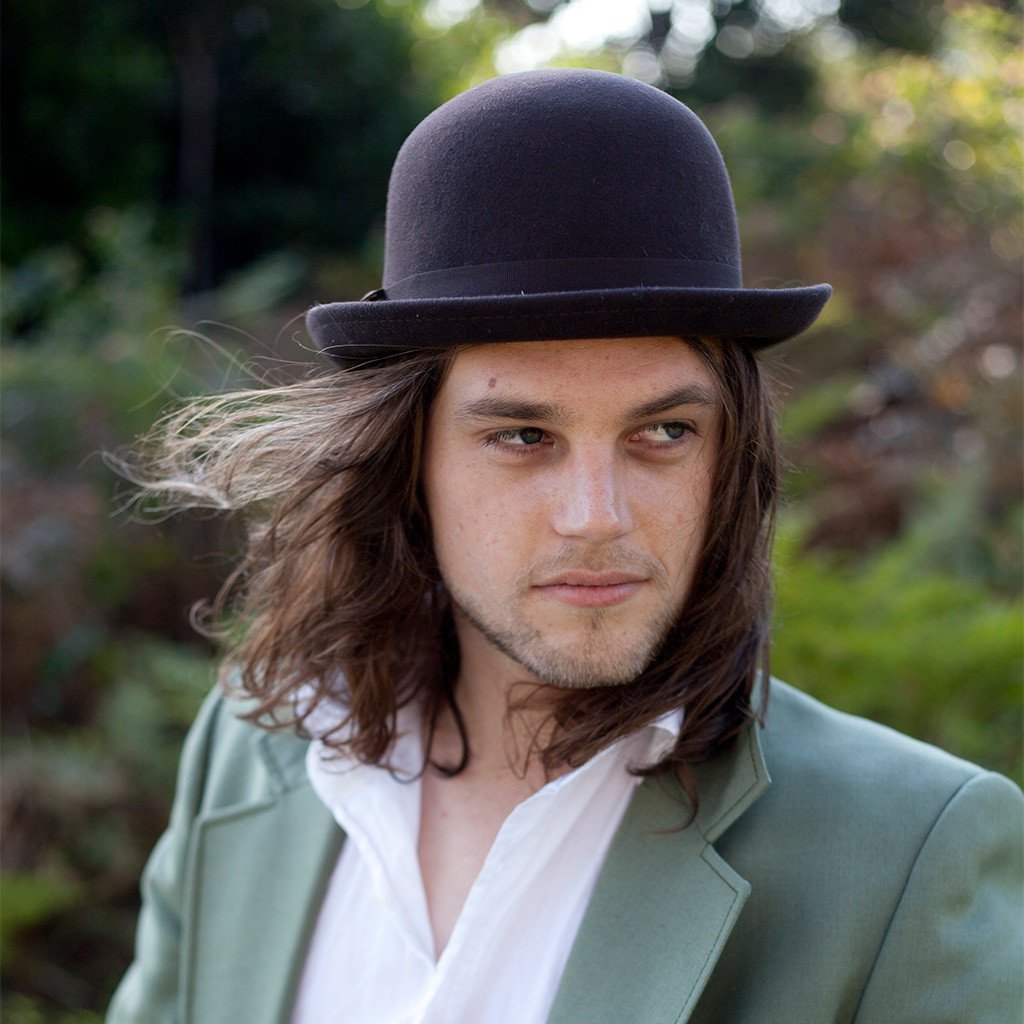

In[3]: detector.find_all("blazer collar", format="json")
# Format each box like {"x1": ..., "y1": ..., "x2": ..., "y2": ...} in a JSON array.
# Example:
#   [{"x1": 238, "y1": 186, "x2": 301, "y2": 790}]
[
  {"x1": 546, "y1": 719, "x2": 770, "y2": 1024},
  {"x1": 182, "y1": 712, "x2": 769, "y2": 1024},
  {"x1": 182, "y1": 731, "x2": 343, "y2": 1024}
]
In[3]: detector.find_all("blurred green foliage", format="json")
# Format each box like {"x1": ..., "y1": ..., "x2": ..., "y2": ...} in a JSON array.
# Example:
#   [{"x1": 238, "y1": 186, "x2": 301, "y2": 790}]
[
  {"x1": 1, "y1": 1, "x2": 1021, "y2": 1020},
  {"x1": 2, "y1": 0, "x2": 446, "y2": 288},
  {"x1": 773, "y1": 518, "x2": 1022, "y2": 776},
  {"x1": 1, "y1": 639, "x2": 213, "y2": 1018},
  {"x1": 1, "y1": 998, "x2": 101, "y2": 1024}
]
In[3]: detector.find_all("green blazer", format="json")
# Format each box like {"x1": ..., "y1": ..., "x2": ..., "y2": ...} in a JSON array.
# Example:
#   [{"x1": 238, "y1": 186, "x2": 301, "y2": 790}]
[{"x1": 108, "y1": 680, "x2": 1023, "y2": 1024}]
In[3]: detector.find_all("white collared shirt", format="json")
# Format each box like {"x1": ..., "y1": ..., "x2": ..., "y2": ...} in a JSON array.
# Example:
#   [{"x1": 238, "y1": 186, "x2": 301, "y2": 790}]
[{"x1": 290, "y1": 703, "x2": 682, "y2": 1024}]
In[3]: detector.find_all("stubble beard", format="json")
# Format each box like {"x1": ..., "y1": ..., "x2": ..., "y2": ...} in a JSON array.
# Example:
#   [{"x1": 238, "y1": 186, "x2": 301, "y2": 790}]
[{"x1": 446, "y1": 566, "x2": 686, "y2": 690}]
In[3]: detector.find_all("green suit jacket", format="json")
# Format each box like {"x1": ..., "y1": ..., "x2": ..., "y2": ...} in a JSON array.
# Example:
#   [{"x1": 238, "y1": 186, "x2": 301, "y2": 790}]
[{"x1": 108, "y1": 680, "x2": 1023, "y2": 1023}]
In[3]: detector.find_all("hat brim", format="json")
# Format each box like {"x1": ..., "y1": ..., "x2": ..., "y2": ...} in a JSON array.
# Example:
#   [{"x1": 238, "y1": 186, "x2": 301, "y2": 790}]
[{"x1": 307, "y1": 284, "x2": 832, "y2": 367}]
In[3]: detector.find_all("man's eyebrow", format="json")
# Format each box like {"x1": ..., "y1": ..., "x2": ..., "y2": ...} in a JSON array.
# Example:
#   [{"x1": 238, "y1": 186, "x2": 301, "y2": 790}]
[
  {"x1": 628, "y1": 384, "x2": 720, "y2": 419},
  {"x1": 455, "y1": 383, "x2": 718, "y2": 426},
  {"x1": 455, "y1": 397, "x2": 569, "y2": 425}
]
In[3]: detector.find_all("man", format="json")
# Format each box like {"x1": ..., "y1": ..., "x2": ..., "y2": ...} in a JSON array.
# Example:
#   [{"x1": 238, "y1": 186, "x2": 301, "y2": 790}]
[{"x1": 109, "y1": 70, "x2": 1022, "y2": 1023}]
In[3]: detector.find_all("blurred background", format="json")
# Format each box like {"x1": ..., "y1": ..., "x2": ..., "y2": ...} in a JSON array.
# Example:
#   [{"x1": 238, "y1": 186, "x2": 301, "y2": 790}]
[{"x1": 1, "y1": 0, "x2": 1021, "y2": 1018}]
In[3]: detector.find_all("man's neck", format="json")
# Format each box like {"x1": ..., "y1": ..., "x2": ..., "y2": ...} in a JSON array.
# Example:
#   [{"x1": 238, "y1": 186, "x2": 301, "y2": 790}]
[
  {"x1": 426, "y1": 673, "x2": 557, "y2": 790},
  {"x1": 431, "y1": 611, "x2": 565, "y2": 786},
  {"x1": 418, "y1": 665, "x2": 557, "y2": 957}
]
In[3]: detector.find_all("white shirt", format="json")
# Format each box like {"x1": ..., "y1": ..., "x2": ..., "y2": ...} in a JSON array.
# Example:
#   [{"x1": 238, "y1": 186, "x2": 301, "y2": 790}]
[{"x1": 290, "y1": 703, "x2": 682, "y2": 1024}]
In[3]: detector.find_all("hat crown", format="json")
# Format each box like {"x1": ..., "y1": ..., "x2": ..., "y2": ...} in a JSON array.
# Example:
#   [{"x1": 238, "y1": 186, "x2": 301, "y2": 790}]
[{"x1": 382, "y1": 69, "x2": 741, "y2": 292}]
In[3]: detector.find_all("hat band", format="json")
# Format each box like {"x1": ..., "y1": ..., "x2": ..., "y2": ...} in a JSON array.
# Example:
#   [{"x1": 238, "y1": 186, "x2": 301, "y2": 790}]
[{"x1": 373, "y1": 256, "x2": 740, "y2": 301}]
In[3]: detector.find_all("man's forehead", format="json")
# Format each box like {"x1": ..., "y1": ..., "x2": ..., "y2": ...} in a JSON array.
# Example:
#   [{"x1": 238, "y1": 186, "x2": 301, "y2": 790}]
[
  {"x1": 434, "y1": 337, "x2": 721, "y2": 426},
  {"x1": 444, "y1": 336, "x2": 716, "y2": 388}
]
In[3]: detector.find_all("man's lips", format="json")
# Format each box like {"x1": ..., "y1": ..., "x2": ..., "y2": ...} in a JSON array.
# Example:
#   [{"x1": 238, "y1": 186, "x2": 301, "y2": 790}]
[{"x1": 533, "y1": 572, "x2": 647, "y2": 608}]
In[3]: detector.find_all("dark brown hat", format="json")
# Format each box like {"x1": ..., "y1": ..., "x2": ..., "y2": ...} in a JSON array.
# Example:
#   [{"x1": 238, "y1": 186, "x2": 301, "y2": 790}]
[{"x1": 307, "y1": 68, "x2": 830, "y2": 366}]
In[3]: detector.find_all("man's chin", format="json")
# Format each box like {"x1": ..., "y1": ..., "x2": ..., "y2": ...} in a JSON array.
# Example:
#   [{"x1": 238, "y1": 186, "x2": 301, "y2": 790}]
[
  {"x1": 510, "y1": 643, "x2": 655, "y2": 691},
  {"x1": 450, "y1": 593, "x2": 672, "y2": 689}
]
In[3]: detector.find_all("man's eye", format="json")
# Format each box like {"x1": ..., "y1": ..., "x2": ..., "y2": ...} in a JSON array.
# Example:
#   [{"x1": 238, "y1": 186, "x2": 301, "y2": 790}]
[
  {"x1": 642, "y1": 422, "x2": 691, "y2": 443},
  {"x1": 490, "y1": 427, "x2": 546, "y2": 446}
]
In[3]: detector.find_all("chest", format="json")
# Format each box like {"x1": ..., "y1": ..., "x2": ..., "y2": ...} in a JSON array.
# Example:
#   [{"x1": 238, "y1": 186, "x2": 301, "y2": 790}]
[
  {"x1": 291, "y1": 760, "x2": 646, "y2": 1024},
  {"x1": 416, "y1": 767, "x2": 538, "y2": 955}
]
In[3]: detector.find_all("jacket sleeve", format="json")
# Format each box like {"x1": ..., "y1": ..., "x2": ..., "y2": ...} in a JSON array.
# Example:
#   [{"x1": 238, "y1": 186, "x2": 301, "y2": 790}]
[
  {"x1": 106, "y1": 689, "x2": 227, "y2": 1024},
  {"x1": 852, "y1": 770, "x2": 1024, "y2": 1024}
]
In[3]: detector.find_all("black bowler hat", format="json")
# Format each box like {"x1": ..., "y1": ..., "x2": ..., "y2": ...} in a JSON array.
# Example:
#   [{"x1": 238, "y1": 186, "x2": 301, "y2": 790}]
[{"x1": 307, "y1": 69, "x2": 831, "y2": 366}]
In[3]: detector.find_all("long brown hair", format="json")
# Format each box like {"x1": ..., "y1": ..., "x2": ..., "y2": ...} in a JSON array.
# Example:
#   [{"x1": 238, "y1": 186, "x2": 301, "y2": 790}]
[{"x1": 123, "y1": 337, "x2": 777, "y2": 808}]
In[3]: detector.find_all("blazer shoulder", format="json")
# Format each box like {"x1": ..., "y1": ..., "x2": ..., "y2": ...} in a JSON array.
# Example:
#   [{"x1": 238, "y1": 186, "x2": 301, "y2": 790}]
[
  {"x1": 184, "y1": 686, "x2": 314, "y2": 817},
  {"x1": 700, "y1": 682, "x2": 1022, "y2": 1024},
  {"x1": 753, "y1": 678, "x2": 1022, "y2": 846},
  {"x1": 765, "y1": 678, "x2": 1012, "y2": 790}
]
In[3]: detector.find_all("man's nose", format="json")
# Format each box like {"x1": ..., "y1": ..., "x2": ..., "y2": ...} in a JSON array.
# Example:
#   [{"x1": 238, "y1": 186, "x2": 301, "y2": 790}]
[{"x1": 550, "y1": 449, "x2": 633, "y2": 542}]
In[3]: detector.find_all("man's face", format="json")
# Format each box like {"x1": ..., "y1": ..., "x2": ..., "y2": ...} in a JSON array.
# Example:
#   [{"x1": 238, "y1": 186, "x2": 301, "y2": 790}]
[{"x1": 422, "y1": 336, "x2": 721, "y2": 690}]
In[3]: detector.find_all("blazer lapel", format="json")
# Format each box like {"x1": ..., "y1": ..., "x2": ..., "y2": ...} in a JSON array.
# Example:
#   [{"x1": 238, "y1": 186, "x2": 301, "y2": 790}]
[
  {"x1": 181, "y1": 730, "x2": 344, "y2": 1024},
  {"x1": 547, "y1": 721, "x2": 770, "y2": 1024}
]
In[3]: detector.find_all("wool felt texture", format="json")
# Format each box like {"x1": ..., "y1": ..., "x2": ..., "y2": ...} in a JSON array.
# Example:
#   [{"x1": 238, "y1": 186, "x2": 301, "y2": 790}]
[{"x1": 306, "y1": 69, "x2": 832, "y2": 366}]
